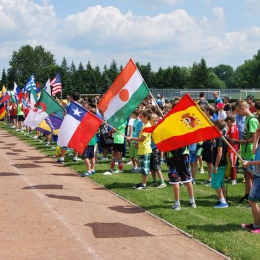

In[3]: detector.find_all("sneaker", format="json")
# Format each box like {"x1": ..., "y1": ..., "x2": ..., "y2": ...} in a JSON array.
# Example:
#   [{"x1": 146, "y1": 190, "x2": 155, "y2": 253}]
[
  {"x1": 189, "y1": 202, "x2": 197, "y2": 208},
  {"x1": 130, "y1": 168, "x2": 137, "y2": 172},
  {"x1": 67, "y1": 153, "x2": 74, "y2": 156},
  {"x1": 81, "y1": 171, "x2": 92, "y2": 177},
  {"x1": 192, "y1": 179, "x2": 196, "y2": 185},
  {"x1": 133, "y1": 183, "x2": 146, "y2": 190},
  {"x1": 202, "y1": 180, "x2": 211, "y2": 184},
  {"x1": 231, "y1": 180, "x2": 237, "y2": 185},
  {"x1": 100, "y1": 157, "x2": 108, "y2": 161},
  {"x1": 241, "y1": 223, "x2": 254, "y2": 230},
  {"x1": 157, "y1": 183, "x2": 167, "y2": 188},
  {"x1": 214, "y1": 202, "x2": 228, "y2": 208},
  {"x1": 251, "y1": 228, "x2": 260, "y2": 234},
  {"x1": 56, "y1": 159, "x2": 64, "y2": 163},
  {"x1": 149, "y1": 182, "x2": 158, "y2": 187},
  {"x1": 73, "y1": 158, "x2": 82, "y2": 162},
  {"x1": 33, "y1": 135, "x2": 39, "y2": 139},
  {"x1": 91, "y1": 170, "x2": 95, "y2": 174},
  {"x1": 200, "y1": 168, "x2": 205, "y2": 174},
  {"x1": 45, "y1": 142, "x2": 50, "y2": 146},
  {"x1": 160, "y1": 159, "x2": 165, "y2": 164},
  {"x1": 15, "y1": 129, "x2": 20, "y2": 132},
  {"x1": 126, "y1": 161, "x2": 133, "y2": 165},
  {"x1": 109, "y1": 168, "x2": 115, "y2": 173},
  {"x1": 114, "y1": 170, "x2": 123, "y2": 173},
  {"x1": 134, "y1": 184, "x2": 146, "y2": 190},
  {"x1": 171, "y1": 204, "x2": 181, "y2": 211}
]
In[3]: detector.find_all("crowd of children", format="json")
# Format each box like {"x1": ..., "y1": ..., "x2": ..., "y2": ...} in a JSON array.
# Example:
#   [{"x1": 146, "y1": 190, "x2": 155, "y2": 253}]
[{"x1": 4, "y1": 91, "x2": 260, "y2": 233}]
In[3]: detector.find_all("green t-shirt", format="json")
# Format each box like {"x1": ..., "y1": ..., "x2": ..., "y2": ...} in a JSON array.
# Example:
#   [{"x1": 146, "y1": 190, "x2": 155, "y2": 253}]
[
  {"x1": 17, "y1": 103, "x2": 24, "y2": 116},
  {"x1": 241, "y1": 115, "x2": 259, "y2": 160},
  {"x1": 88, "y1": 134, "x2": 97, "y2": 146},
  {"x1": 113, "y1": 122, "x2": 126, "y2": 144}
]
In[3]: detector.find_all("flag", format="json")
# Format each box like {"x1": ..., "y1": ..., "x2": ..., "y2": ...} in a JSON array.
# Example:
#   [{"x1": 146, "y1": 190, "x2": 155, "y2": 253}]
[
  {"x1": 58, "y1": 102, "x2": 102, "y2": 154},
  {"x1": 143, "y1": 94, "x2": 222, "y2": 152},
  {"x1": 35, "y1": 115, "x2": 63, "y2": 135},
  {"x1": 13, "y1": 82, "x2": 23, "y2": 101},
  {"x1": 0, "y1": 103, "x2": 6, "y2": 119},
  {"x1": 0, "y1": 92, "x2": 10, "y2": 104},
  {"x1": 50, "y1": 72, "x2": 62, "y2": 96},
  {"x1": 44, "y1": 79, "x2": 51, "y2": 95},
  {"x1": 24, "y1": 89, "x2": 63, "y2": 129},
  {"x1": 97, "y1": 59, "x2": 149, "y2": 128},
  {"x1": 24, "y1": 74, "x2": 36, "y2": 92}
]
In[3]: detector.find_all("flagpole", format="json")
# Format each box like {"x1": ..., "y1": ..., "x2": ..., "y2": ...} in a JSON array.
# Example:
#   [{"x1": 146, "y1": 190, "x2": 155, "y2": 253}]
[
  {"x1": 149, "y1": 91, "x2": 164, "y2": 117},
  {"x1": 221, "y1": 135, "x2": 255, "y2": 175},
  {"x1": 92, "y1": 112, "x2": 127, "y2": 138}
]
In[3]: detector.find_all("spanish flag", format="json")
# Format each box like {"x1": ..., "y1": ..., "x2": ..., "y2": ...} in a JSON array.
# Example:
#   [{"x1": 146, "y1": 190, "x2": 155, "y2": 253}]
[{"x1": 144, "y1": 94, "x2": 221, "y2": 152}]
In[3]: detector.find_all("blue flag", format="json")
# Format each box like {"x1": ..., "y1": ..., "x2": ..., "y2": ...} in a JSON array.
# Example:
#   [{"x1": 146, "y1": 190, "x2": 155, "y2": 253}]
[{"x1": 24, "y1": 74, "x2": 36, "y2": 92}]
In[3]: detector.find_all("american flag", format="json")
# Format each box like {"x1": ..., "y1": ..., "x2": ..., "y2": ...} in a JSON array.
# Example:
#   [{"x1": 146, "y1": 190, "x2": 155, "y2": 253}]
[{"x1": 50, "y1": 72, "x2": 62, "y2": 96}]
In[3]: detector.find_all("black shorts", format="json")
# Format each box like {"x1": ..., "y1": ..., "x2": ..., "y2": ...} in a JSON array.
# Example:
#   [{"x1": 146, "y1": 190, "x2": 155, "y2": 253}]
[
  {"x1": 150, "y1": 148, "x2": 161, "y2": 171},
  {"x1": 168, "y1": 155, "x2": 192, "y2": 184},
  {"x1": 202, "y1": 141, "x2": 213, "y2": 163},
  {"x1": 113, "y1": 143, "x2": 124, "y2": 153},
  {"x1": 83, "y1": 145, "x2": 95, "y2": 159},
  {"x1": 17, "y1": 115, "x2": 24, "y2": 122}
]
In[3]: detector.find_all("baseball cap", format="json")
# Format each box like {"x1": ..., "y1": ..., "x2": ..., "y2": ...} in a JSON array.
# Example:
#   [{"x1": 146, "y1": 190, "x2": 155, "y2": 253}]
[{"x1": 216, "y1": 103, "x2": 225, "y2": 109}]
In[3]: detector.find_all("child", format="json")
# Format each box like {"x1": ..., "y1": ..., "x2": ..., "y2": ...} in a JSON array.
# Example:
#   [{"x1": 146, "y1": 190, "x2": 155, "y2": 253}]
[
  {"x1": 211, "y1": 119, "x2": 228, "y2": 208},
  {"x1": 81, "y1": 104, "x2": 98, "y2": 177},
  {"x1": 216, "y1": 103, "x2": 227, "y2": 120},
  {"x1": 225, "y1": 115, "x2": 239, "y2": 185},
  {"x1": 241, "y1": 120, "x2": 260, "y2": 233},
  {"x1": 129, "y1": 109, "x2": 143, "y2": 172},
  {"x1": 108, "y1": 121, "x2": 127, "y2": 173},
  {"x1": 232, "y1": 99, "x2": 259, "y2": 203},
  {"x1": 167, "y1": 145, "x2": 196, "y2": 210},
  {"x1": 127, "y1": 109, "x2": 153, "y2": 190},
  {"x1": 149, "y1": 113, "x2": 166, "y2": 188}
]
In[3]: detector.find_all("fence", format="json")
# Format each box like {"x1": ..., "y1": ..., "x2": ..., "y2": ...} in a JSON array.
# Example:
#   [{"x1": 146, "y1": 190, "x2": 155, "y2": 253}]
[{"x1": 150, "y1": 89, "x2": 260, "y2": 101}]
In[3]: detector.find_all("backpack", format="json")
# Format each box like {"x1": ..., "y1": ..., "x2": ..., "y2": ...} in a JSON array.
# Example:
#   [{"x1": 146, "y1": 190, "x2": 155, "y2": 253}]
[
  {"x1": 243, "y1": 115, "x2": 258, "y2": 153},
  {"x1": 198, "y1": 99, "x2": 208, "y2": 107},
  {"x1": 170, "y1": 146, "x2": 186, "y2": 157}
]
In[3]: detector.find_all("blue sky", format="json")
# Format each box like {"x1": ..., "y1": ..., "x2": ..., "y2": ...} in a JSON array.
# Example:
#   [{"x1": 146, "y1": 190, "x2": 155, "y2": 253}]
[{"x1": 1, "y1": 0, "x2": 260, "y2": 76}]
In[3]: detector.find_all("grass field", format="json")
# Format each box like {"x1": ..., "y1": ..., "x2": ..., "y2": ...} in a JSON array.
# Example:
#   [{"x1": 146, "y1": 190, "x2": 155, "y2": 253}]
[{"x1": 1, "y1": 122, "x2": 260, "y2": 260}]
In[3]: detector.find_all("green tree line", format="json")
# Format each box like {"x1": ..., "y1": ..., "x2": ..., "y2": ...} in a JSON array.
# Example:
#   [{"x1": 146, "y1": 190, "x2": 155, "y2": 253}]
[{"x1": 1, "y1": 45, "x2": 260, "y2": 96}]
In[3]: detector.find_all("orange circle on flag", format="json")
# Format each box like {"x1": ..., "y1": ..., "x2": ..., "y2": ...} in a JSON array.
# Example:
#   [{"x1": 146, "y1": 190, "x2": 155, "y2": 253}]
[{"x1": 119, "y1": 89, "x2": 129, "y2": 102}]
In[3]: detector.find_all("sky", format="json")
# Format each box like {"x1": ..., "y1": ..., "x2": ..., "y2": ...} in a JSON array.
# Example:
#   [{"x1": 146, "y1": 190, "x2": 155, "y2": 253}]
[{"x1": 1, "y1": 0, "x2": 260, "y2": 74}]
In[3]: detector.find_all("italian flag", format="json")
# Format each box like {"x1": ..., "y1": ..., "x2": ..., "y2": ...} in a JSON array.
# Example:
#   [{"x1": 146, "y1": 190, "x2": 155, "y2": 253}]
[
  {"x1": 24, "y1": 89, "x2": 63, "y2": 129},
  {"x1": 98, "y1": 59, "x2": 149, "y2": 128}
]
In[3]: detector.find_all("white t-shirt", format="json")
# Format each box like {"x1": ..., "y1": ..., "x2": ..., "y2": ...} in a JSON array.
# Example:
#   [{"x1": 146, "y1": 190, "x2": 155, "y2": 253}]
[{"x1": 127, "y1": 117, "x2": 135, "y2": 136}]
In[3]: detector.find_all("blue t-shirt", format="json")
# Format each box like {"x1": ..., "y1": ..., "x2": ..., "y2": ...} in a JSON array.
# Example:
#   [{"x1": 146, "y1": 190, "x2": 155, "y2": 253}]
[
  {"x1": 254, "y1": 146, "x2": 260, "y2": 177},
  {"x1": 132, "y1": 119, "x2": 143, "y2": 138}
]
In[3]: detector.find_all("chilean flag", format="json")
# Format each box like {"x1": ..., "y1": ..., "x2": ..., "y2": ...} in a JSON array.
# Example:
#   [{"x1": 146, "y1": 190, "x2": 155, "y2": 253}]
[{"x1": 57, "y1": 102, "x2": 103, "y2": 154}]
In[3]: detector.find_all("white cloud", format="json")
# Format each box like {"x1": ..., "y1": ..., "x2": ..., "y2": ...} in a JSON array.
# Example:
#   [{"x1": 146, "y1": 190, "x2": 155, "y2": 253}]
[{"x1": 0, "y1": 1, "x2": 260, "y2": 73}]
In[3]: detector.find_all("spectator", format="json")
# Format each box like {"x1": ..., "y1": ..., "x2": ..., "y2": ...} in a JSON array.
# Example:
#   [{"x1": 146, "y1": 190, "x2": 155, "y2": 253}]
[{"x1": 246, "y1": 95, "x2": 256, "y2": 113}]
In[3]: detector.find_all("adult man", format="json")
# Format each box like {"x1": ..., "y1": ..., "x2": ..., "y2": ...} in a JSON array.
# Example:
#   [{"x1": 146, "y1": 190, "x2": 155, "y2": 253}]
[{"x1": 213, "y1": 92, "x2": 223, "y2": 106}]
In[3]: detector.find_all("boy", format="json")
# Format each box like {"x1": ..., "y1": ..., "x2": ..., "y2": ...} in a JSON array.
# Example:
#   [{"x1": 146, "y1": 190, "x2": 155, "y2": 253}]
[
  {"x1": 242, "y1": 119, "x2": 260, "y2": 233},
  {"x1": 167, "y1": 146, "x2": 196, "y2": 211},
  {"x1": 109, "y1": 121, "x2": 127, "y2": 173},
  {"x1": 149, "y1": 113, "x2": 166, "y2": 188},
  {"x1": 127, "y1": 109, "x2": 153, "y2": 190},
  {"x1": 225, "y1": 115, "x2": 239, "y2": 185},
  {"x1": 232, "y1": 100, "x2": 259, "y2": 203},
  {"x1": 129, "y1": 109, "x2": 143, "y2": 172},
  {"x1": 211, "y1": 120, "x2": 228, "y2": 208}
]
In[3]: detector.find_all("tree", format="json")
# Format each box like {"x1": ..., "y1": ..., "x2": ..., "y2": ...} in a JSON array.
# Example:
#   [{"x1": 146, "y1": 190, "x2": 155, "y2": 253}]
[
  {"x1": 7, "y1": 45, "x2": 56, "y2": 87},
  {"x1": 211, "y1": 64, "x2": 234, "y2": 89},
  {"x1": 189, "y1": 58, "x2": 210, "y2": 89},
  {"x1": 0, "y1": 69, "x2": 7, "y2": 88}
]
